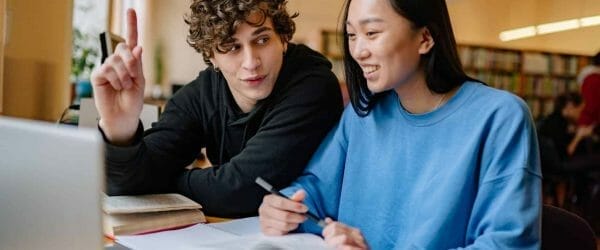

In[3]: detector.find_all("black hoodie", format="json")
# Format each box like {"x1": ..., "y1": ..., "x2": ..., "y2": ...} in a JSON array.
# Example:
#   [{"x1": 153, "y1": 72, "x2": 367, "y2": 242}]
[{"x1": 104, "y1": 44, "x2": 343, "y2": 217}]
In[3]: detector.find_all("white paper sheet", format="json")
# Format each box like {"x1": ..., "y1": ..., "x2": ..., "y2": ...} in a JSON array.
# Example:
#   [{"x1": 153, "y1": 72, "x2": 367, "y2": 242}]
[
  {"x1": 207, "y1": 217, "x2": 261, "y2": 236},
  {"x1": 116, "y1": 223, "x2": 236, "y2": 250},
  {"x1": 116, "y1": 216, "x2": 331, "y2": 250}
]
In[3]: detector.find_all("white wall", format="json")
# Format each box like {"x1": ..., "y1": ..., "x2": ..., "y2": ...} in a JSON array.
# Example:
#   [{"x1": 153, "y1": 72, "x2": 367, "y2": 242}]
[
  {"x1": 286, "y1": 0, "x2": 346, "y2": 51},
  {"x1": 147, "y1": 0, "x2": 205, "y2": 95}
]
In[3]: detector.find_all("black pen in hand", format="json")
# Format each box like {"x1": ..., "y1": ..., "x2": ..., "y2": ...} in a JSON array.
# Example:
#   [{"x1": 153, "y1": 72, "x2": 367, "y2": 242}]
[{"x1": 255, "y1": 177, "x2": 327, "y2": 228}]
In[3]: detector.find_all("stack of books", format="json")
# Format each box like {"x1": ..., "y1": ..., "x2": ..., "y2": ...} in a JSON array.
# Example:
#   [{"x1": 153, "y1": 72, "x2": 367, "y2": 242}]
[{"x1": 103, "y1": 193, "x2": 206, "y2": 237}]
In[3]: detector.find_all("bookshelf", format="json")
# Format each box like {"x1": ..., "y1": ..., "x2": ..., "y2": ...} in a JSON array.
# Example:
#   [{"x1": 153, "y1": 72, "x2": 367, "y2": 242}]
[
  {"x1": 458, "y1": 45, "x2": 591, "y2": 119},
  {"x1": 320, "y1": 30, "x2": 348, "y2": 105}
]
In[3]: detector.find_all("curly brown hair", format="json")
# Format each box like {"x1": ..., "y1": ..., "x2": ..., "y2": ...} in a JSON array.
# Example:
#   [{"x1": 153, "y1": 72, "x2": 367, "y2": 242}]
[{"x1": 185, "y1": 0, "x2": 298, "y2": 66}]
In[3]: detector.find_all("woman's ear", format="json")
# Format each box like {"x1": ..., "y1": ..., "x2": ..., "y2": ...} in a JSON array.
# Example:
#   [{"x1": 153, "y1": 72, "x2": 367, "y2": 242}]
[{"x1": 418, "y1": 27, "x2": 435, "y2": 55}]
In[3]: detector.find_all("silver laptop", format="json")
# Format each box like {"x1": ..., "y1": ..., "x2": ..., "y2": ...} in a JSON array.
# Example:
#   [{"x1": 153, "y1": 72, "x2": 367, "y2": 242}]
[{"x1": 0, "y1": 116, "x2": 105, "y2": 250}]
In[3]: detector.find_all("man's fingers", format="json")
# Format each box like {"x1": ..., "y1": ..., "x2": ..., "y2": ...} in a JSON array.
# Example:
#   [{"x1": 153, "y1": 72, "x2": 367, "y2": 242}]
[
  {"x1": 126, "y1": 8, "x2": 138, "y2": 49},
  {"x1": 114, "y1": 43, "x2": 139, "y2": 79},
  {"x1": 100, "y1": 66, "x2": 123, "y2": 91},
  {"x1": 131, "y1": 46, "x2": 144, "y2": 81},
  {"x1": 108, "y1": 56, "x2": 134, "y2": 90},
  {"x1": 132, "y1": 45, "x2": 143, "y2": 61},
  {"x1": 91, "y1": 65, "x2": 108, "y2": 87}
]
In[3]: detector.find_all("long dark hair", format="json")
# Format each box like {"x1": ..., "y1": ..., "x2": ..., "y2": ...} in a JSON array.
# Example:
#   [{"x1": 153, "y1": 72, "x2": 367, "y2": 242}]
[{"x1": 342, "y1": 0, "x2": 472, "y2": 116}]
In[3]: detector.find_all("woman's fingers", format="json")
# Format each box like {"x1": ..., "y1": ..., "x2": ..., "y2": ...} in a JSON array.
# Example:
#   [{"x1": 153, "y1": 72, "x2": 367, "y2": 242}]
[
  {"x1": 258, "y1": 191, "x2": 311, "y2": 235},
  {"x1": 322, "y1": 219, "x2": 368, "y2": 250},
  {"x1": 263, "y1": 193, "x2": 308, "y2": 213},
  {"x1": 260, "y1": 202, "x2": 307, "y2": 224},
  {"x1": 259, "y1": 214, "x2": 302, "y2": 232}
]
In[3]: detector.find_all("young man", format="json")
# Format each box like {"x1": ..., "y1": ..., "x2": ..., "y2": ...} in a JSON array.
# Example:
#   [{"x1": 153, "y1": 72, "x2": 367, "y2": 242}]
[{"x1": 90, "y1": 0, "x2": 343, "y2": 217}]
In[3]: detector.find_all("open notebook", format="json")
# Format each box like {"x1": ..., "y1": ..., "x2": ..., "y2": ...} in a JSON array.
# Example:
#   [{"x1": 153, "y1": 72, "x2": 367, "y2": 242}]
[{"x1": 116, "y1": 217, "x2": 331, "y2": 250}]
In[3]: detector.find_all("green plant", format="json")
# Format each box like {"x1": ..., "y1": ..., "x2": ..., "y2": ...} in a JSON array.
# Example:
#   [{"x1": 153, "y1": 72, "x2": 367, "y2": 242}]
[{"x1": 71, "y1": 28, "x2": 98, "y2": 82}]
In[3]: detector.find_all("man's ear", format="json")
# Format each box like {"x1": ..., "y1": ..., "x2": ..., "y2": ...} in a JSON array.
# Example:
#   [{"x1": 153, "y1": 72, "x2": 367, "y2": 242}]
[{"x1": 418, "y1": 27, "x2": 435, "y2": 55}]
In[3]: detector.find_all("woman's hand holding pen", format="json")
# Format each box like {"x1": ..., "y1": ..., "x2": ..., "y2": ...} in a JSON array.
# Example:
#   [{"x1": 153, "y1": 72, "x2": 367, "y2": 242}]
[
  {"x1": 259, "y1": 190, "x2": 309, "y2": 235},
  {"x1": 258, "y1": 189, "x2": 368, "y2": 249},
  {"x1": 90, "y1": 8, "x2": 145, "y2": 146},
  {"x1": 322, "y1": 218, "x2": 368, "y2": 250}
]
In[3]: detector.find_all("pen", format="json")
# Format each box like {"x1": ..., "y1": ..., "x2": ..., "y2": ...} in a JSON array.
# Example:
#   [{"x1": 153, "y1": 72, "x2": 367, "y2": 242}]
[{"x1": 255, "y1": 177, "x2": 327, "y2": 228}]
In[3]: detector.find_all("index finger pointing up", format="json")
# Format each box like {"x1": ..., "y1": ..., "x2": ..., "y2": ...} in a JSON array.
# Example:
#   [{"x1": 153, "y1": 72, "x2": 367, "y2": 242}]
[{"x1": 126, "y1": 8, "x2": 138, "y2": 49}]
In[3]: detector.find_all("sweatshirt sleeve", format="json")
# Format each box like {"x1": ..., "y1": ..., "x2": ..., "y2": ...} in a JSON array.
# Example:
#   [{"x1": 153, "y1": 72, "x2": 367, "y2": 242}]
[
  {"x1": 456, "y1": 97, "x2": 542, "y2": 249},
  {"x1": 176, "y1": 73, "x2": 343, "y2": 217},
  {"x1": 280, "y1": 107, "x2": 354, "y2": 234},
  {"x1": 104, "y1": 90, "x2": 207, "y2": 195}
]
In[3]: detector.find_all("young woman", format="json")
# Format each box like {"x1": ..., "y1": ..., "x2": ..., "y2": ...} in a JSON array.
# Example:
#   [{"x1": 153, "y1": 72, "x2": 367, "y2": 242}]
[
  {"x1": 258, "y1": 0, "x2": 542, "y2": 249},
  {"x1": 91, "y1": 0, "x2": 343, "y2": 218}
]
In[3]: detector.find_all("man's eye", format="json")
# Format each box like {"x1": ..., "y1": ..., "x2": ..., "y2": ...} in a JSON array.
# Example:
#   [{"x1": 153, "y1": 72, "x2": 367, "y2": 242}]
[
  {"x1": 218, "y1": 43, "x2": 239, "y2": 53},
  {"x1": 228, "y1": 45, "x2": 240, "y2": 52},
  {"x1": 257, "y1": 37, "x2": 270, "y2": 45}
]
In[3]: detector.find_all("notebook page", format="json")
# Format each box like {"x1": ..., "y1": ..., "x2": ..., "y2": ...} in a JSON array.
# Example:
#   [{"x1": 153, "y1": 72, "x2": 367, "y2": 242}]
[{"x1": 116, "y1": 223, "x2": 236, "y2": 250}]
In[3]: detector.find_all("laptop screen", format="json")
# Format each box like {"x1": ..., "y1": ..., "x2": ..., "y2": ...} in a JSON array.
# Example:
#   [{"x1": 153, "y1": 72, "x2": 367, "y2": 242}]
[{"x1": 0, "y1": 117, "x2": 105, "y2": 249}]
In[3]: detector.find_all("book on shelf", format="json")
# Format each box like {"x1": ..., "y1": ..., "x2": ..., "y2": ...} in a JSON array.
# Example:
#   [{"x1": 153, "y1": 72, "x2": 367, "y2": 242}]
[{"x1": 103, "y1": 193, "x2": 206, "y2": 237}]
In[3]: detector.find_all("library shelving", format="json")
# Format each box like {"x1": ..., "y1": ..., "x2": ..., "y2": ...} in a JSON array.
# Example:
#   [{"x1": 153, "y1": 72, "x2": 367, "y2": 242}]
[{"x1": 458, "y1": 45, "x2": 591, "y2": 119}]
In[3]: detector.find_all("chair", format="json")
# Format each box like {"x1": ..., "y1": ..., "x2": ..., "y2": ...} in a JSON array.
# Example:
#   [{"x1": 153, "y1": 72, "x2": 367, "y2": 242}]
[{"x1": 542, "y1": 204, "x2": 597, "y2": 250}]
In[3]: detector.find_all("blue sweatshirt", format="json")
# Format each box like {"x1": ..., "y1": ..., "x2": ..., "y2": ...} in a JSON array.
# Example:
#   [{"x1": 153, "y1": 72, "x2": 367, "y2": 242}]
[{"x1": 282, "y1": 82, "x2": 542, "y2": 249}]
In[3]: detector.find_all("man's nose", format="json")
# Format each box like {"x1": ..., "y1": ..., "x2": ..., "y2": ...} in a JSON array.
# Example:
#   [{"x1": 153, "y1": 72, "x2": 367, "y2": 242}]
[{"x1": 242, "y1": 48, "x2": 261, "y2": 71}]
